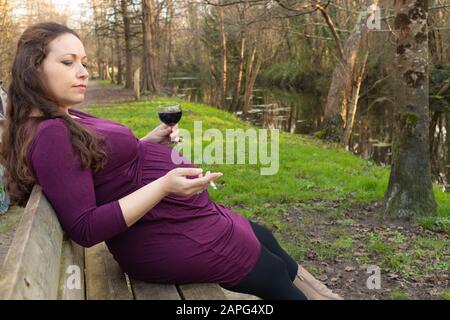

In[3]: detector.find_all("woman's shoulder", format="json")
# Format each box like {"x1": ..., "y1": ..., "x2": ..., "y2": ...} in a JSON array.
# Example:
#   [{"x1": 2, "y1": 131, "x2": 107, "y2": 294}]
[
  {"x1": 35, "y1": 117, "x2": 67, "y2": 133},
  {"x1": 30, "y1": 118, "x2": 70, "y2": 151},
  {"x1": 27, "y1": 119, "x2": 71, "y2": 170}
]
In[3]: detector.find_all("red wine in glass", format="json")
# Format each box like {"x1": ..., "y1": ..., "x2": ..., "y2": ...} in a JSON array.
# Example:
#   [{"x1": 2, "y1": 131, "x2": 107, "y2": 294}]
[{"x1": 157, "y1": 104, "x2": 182, "y2": 126}]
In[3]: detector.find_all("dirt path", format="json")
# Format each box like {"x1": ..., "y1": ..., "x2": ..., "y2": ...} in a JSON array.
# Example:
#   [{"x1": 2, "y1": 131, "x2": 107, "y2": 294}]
[{"x1": 75, "y1": 80, "x2": 147, "y2": 109}]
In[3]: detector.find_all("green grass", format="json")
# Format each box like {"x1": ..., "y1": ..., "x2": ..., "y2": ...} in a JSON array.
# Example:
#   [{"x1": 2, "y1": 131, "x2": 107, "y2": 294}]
[
  {"x1": 0, "y1": 206, "x2": 24, "y2": 233},
  {"x1": 443, "y1": 289, "x2": 450, "y2": 300},
  {"x1": 386, "y1": 287, "x2": 410, "y2": 300},
  {"x1": 359, "y1": 229, "x2": 450, "y2": 278},
  {"x1": 85, "y1": 98, "x2": 450, "y2": 231}
]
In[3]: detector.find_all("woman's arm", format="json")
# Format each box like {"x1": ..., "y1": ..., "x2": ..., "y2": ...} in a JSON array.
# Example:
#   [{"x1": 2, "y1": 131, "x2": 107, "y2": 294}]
[
  {"x1": 118, "y1": 167, "x2": 222, "y2": 227},
  {"x1": 118, "y1": 178, "x2": 167, "y2": 227}
]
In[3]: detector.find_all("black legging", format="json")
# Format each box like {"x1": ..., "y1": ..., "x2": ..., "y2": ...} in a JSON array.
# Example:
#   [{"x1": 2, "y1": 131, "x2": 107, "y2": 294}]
[{"x1": 221, "y1": 220, "x2": 307, "y2": 300}]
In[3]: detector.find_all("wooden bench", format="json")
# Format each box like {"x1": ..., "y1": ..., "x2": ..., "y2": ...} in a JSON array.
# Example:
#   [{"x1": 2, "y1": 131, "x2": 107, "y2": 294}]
[{"x1": 0, "y1": 184, "x2": 259, "y2": 300}]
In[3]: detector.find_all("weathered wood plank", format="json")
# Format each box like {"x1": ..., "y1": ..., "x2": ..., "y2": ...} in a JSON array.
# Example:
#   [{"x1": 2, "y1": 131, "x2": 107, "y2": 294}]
[
  {"x1": 129, "y1": 278, "x2": 181, "y2": 300},
  {"x1": 58, "y1": 234, "x2": 85, "y2": 300},
  {"x1": 221, "y1": 288, "x2": 261, "y2": 300},
  {"x1": 0, "y1": 185, "x2": 63, "y2": 299},
  {"x1": 178, "y1": 283, "x2": 227, "y2": 300},
  {"x1": 85, "y1": 242, "x2": 132, "y2": 300}
]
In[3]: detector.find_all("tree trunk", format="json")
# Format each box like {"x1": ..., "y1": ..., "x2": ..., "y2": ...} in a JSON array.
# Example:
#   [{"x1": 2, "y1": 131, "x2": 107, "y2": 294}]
[
  {"x1": 230, "y1": 30, "x2": 245, "y2": 113},
  {"x1": 115, "y1": 33, "x2": 123, "y2": 85},
  {"x1": 104, "y1": 58, "x2": 110, "y2": 80},
  {"x1": 97, "y1": 58, "x2": 102, "y2": 80},
  {"x1": 113, "y1": 3, "x2": 123, "y2": 85},
  {"x1": 142, "y1": 0, "x2": 159, "y2": 93},
  {"x1": 218, "y1": 5, "x2": 228, "y2": 110},
  {"x1": 322, "y1": 0, "x2": 378, "y2": 141},
  {"x1": 187, "y1": 3, "x2": 202, "y2": 67},
  {"x1": 384, "y1": 0, "x2": 437, "y2": 218},
  {"x1": 359, "y1": 117, "x2": 369, "y2": 158},
  {"x1": 429, "y1": 78, "x2": 450, "y2": 155},
  {"x1": 243, "y1": 44, "x2": 261, "y2": 115},
  {"x1": 208, "y1": 57, "x2": 218, "y2": 107},
  {"x1": 341, "y1": 49, "x2": 369, "y2": 149},
  {"x1": 165, "y1": 0, "x2": 174, "y2": 83},
  {"x1": 446, "y1": 113, "x2": 450, "y2": 190},
  {"x1": 121, "y1": 0, "x2": 133, "y2": 89},
  {"x1": 110, "y1": 39, "x2": 115, "y2": 83}
]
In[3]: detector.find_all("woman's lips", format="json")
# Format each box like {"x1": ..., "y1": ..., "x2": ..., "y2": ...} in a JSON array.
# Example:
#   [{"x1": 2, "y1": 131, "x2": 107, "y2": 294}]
[{"x1": 73, "y1": 85, "x2": 86, "y2": 91}]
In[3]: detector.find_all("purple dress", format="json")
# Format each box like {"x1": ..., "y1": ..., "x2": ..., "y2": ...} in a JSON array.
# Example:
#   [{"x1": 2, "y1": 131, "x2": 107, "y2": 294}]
[{"x1": 27, "y1": 108, "x2": 261, "y2": 287}]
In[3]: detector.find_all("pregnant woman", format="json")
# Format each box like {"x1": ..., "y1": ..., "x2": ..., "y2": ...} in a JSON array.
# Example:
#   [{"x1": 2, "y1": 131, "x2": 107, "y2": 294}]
[{"x1": 0, "y1": 22, "x2": 342, "y2": 300}]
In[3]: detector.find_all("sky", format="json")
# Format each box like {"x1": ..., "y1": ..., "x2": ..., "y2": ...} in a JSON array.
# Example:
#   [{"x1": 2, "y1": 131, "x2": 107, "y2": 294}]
[
  {"x1": 53, "y1": 0, "x2": 92, "y2": 28},
  {"x1": 11, "y1": 0, "x2": 93, "y2": 29}
]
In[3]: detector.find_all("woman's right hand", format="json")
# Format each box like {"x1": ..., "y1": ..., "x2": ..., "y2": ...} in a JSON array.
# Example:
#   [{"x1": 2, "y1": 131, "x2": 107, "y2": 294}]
[{"x1": 160, "y1": 168, "x2": 223, "y2": 197}]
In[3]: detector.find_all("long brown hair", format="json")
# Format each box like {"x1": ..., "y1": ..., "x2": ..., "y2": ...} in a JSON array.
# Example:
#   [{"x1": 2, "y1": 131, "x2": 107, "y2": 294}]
[{"x1": 0, "y1": 22, "x2": 107, "y2": 207}]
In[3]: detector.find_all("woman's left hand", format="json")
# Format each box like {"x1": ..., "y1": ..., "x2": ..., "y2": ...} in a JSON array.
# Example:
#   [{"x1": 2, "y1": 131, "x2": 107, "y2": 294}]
[{"x1": 142, "y1": 123, "x2": 181, "y2": 145}]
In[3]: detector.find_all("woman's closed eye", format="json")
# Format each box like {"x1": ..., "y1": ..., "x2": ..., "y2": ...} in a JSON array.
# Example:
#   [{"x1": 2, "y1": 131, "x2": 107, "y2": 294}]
[{"x1": 62, "y1": 61, "x2": 88, "y2": 68}]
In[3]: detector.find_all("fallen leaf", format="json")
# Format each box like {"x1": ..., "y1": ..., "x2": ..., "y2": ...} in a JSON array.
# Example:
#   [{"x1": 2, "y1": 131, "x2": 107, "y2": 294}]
[
  {"x1": 345, "y1": 266, "x2": 356, "y2": 272},
  {"x1": 318, "y1": 274, "x2": 328, "y2": 282}
]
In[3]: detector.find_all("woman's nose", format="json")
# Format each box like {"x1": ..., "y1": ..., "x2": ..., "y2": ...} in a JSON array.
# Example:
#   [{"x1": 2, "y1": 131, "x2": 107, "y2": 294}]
[{"x1": 77, "y1": 63, "x2": 89, "y2": 78}]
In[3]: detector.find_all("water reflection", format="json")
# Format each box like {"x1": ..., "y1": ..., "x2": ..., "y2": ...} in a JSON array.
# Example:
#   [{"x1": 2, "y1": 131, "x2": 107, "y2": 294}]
[{"x1": 242, "y1": 87, "x2": 323, "y2": 135}]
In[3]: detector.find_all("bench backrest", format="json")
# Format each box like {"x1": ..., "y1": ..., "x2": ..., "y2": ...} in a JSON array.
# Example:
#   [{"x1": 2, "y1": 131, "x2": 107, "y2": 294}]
[{"x1": 0, "y1": 184, "x2": 84, "y2": 299}]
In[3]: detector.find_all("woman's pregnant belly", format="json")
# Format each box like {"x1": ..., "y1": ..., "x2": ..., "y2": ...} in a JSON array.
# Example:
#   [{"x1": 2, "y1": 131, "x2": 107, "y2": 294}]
[{"x1": 137, "y1": 140, "x2": 214, "y2": 222}]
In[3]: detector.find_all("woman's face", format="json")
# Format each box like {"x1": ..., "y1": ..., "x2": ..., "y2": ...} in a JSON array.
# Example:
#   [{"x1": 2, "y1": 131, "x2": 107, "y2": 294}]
[{"x1": 37, "y1": 33, "x2": 89, "y2": 110}]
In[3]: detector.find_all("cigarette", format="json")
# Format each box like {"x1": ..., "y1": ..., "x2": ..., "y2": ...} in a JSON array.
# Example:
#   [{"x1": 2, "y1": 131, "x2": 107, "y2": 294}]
[{"x1": 206, "y1": 171, "x2": 218, "y2": 190}]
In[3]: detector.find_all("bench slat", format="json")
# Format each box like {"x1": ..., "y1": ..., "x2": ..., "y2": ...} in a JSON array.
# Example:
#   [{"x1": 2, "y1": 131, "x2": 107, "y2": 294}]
[
  {"x1": 0, "y1": 185, "x2": 63, "y2": 299},
  {"x1": 221, "y1": 288, "x2": 261, "y2": 300},
  {"x1": 85, "y1": 242, "x2": 133, "y2": 300},
  {"x1": 58, "y1": 234, "x2": 85, "y2": 300},
  {"x1": 178, "y1": 283, "x2": 227, "y2": 300},
  {"x1": 130, "y1": 279, "x2": 181, "y2": 300}
]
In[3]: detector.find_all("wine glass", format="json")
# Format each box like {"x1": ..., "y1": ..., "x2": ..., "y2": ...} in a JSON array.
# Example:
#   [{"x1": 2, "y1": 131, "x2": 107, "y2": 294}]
[{"x1": 157, "y1": 103, "x2": 183, "y2": 144}]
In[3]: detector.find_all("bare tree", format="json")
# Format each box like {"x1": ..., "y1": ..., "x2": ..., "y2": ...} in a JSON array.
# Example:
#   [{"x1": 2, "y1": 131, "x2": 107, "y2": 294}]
[
  {"x1": 322, "y1": 0, "x2": 378, "y2": 145},
  {"x1": 114, "y1": 3, "x2": 124, "y2": 85},
  {"x1": 142, "y1": 0, "x2": 159, "y2": 93},
  {"x1": 218, "y1": 2, "x2": 228, "y2": 109},
  {"x1": 230, "y1": 3, "x2": 247, "y2": 112},
  {"x1": 121, "y1": 0, "x2": 133, "y2": 88}
]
